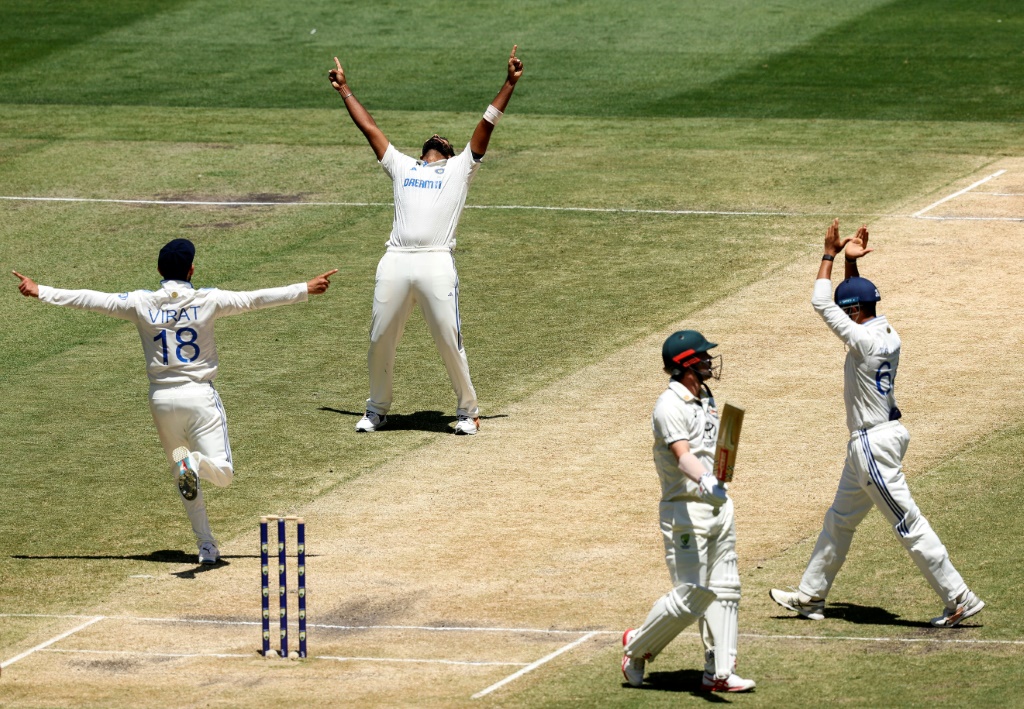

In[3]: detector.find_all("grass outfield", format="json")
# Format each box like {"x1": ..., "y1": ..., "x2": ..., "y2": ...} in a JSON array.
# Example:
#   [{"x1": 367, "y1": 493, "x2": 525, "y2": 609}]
[{"x1": 1, "y1": 0, "x2": 1023, "y2": 706}]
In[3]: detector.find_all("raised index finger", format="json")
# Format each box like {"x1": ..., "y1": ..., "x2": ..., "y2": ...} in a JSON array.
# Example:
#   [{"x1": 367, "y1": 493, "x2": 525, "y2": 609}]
[
  {"x1": 321, "y1": 269, "x2": 339, "y2": 278},
  {"x1": 11, "y1": 270, "x2": 26, "y2": 281},
  {"x1": 334, "y1": 57, "x2": 343, "y2": 72},
  {"x1": 510, "y1": 44, "x2": 517, "y2": 59}
]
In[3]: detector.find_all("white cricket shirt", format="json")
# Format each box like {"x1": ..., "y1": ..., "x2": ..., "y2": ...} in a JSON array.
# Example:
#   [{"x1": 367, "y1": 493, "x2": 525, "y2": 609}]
[
  {"x1": 379, "y1": 142, "x2": 481, "y2": 250},
  {"x1": 812, "y1": 278, "x2": 901, "y2": 432},
  {"x1": 38, "y1": 280, "x2": 308, "y2": 386},
  {"x1": 651, "y1": 380, "x2": 720, "y2": 503}
]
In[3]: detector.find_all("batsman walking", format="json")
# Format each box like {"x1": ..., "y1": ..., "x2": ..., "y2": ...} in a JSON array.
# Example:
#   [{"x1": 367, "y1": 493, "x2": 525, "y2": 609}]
[
  {"x1": 328, "y1": 46, "x2": 524, "y2": 435},
  {"x1": 621, "y1": 331, "x2": 755, "y2": 693},
  {"x1": 770, "y1": 220, "x2": 984, "y2": 627}
]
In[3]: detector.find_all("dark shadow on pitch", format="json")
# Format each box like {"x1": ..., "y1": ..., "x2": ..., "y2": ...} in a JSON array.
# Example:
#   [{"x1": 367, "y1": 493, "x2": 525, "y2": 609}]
[
  {"x1": 827, "y1": 602, "x2": 952, "y2": 629},
  {"x1": 637, "y1": 669, "x2": 732, "y2": 701},
  {"x1": 172, "y1": 559, "x2": 230, "y2": 579},
  {"x1": 319, "y1": 407, "x2": 508, "y2": 433},
  {"x1": 770, "y1": 602, "x2": 936, "y2": 629},
  {"x1": 11, "y1": 550, "x2": 261, "y2": 563}
]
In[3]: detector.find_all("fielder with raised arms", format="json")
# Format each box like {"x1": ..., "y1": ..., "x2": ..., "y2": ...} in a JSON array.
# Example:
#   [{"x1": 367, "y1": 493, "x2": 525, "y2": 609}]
[
  {"x1": 13, "y1": 240, "x2": 336, "y2": 565},
  {"x1": 770, "y1": 220, "x2": 984, "y2": 627},
  {"x1": 621, "y1": 331, "x2": 755, "y2": 693},
  {"x1": 328, "y1": 46, "x2": 523, "y2": 435}
]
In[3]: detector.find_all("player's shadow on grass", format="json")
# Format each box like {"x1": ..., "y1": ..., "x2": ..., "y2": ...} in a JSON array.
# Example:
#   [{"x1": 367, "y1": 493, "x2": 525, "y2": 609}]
[
  {"x1": 11, "y1": 550, "x2": 267, "y2": 578},
  {"x1": 772, "y1": 602, "x2": 935, "y2": 629},
  {"x1": 636, "y1": 669, "x2": 733, "y2": 701},
  {"x1": 11, "y1": 550, "x2": 256, "y2": 564},
  {"x1": 320, "y1": 408, "x2": 507, "y2": 433}
]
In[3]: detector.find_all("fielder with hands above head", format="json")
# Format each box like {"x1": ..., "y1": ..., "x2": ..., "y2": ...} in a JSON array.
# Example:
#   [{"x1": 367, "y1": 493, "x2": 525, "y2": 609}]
[
  {"x1": 13, "y1": 241, "x2": 336, "y2": 565},
  {"x1": 770, "y1": 220, "x2": 984, "y2": 627},
  {"x1": 621, "y1": 331, "x2": 755, "y2": 693},
  {"x1": 328, "y1": 46, "x2": 523, "y2": 435}
]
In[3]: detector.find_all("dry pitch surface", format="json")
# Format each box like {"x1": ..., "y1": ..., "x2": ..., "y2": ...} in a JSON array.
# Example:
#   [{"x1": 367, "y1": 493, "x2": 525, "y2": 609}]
[{"x1": 2, "y1": 161, "x2": 1023, "y2": 706}]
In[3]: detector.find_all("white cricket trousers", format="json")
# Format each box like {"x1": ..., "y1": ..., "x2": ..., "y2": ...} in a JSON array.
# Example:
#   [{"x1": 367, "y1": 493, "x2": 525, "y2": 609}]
[
  {"x1": 661, "y1": 498, "x2": 736, "y2": 587},
  {"x1": 661, "y1": 497, "x2": 741, "y2": 673},
  {"x1": 799, "y1": 421, "x2": 967, "y2": 605},
  {"x1": 366, "y1": 249, "x2": 479, "y2": 417},
  {"x1": 149, "y1": 382, "x2": 234, "y2": 547}
]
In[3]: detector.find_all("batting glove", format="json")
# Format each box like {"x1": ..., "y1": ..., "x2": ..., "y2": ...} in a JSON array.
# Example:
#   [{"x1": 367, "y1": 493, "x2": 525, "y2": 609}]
[{"x1": 698, "y1": 473, "x2": 728, "y2": 508}]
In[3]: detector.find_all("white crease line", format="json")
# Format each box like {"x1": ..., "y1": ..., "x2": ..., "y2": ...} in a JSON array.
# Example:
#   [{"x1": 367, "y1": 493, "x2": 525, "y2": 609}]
[
  {"x1": 974, "y1": 192, "x2": 1024, "y2": 197},
  {"x1": 110, "y1": 615, "x2": 261, "y2": 627},
  {"x1": 311, "y1": 623, "x2": 590, "y2": 635},
  {"x1": 318, "y1": 655, "x2": 527, "y2": 667},
  {"x1": 0, "y1": 194, "x2": 855, "y2": 218},
  {"x1": 913, "y1": 215, "x2": 1024, "y2": 223},
  {"x1": 3, "y1": 193, "x2": 1021, "y2": 222},
  {"x1": 0, "y1": 613, "x2": 98, "y2": 619},
  {"x1": 738, "y1": 632, "x2": 1024, "y2": 646},
  {"x1": 912, "y1": 170, "x2": 1007, "y2": 217},
  {"x1": 118, "y1": 616, "x2": 590, "y2": 635},
  {"x1": 471, "y1": 631, "x2": 600, "y2": 699},
  {"x1": 0, "y1": 616, "x2": 105, "y2": 669},
  {"x1": 0, "y1": 613, "x2": 600, "y2": 634},
  {"x1": 0, "y1": 195, "x2": 388, "y2": 208},
  {"x1": 44, "y1": 648, "x2": 251, "y2": 659},
  {"x1": 43, "y1": 647, "x2": 527, "y2": 666},
  {"x1": 4, "y1": 613, "x2": 1018, "y2": 647},
  {"x1": 466, "y1": 204, "x2": 807, "y2": 217}
]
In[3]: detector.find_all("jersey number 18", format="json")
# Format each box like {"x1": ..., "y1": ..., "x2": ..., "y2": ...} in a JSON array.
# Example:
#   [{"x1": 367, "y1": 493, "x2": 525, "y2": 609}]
[{"x1": 154, "y1": 327, "x2": 201, "y2": 364}]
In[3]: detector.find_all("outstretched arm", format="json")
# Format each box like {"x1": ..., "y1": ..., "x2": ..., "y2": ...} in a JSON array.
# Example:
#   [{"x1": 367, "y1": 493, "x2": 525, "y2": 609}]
[
  {"x1": 844, "y1": 225, "x2": 872, "y2": 278},
  {"x1": 14, "y1": 270, "x2": 137, "y2": 320},
  {"x1": 470, "y1": 45, "x2": 524, "y2": 159},
  {"x1": 329, "y1": 57, "x2": 389, "y2": 161}
]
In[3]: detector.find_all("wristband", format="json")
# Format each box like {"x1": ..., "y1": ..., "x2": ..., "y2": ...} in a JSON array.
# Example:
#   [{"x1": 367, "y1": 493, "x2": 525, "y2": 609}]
[
  {"x1": 846, "y1": 257, "x2": 856, "y2": 264},
  {"x1": 821, "y1": 254, "x2": 835, "y2": 261},
  {"x1": 483, "y1": 104, "x2": 503, "y2": 125},
  {"x1": 341, "y1": 91, "x2": 354, "y2": 99}
]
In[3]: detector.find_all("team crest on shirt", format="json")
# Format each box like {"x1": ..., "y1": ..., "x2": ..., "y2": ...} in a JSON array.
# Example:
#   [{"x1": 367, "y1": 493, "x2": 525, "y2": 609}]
[
  {"x1": 678, "y1": 533, "x2": 690, "y2": 549},
  {"x1": 703, "y1": 419, "x2": 717, "y2": 448},
  {"x1": 118, "y1": 292, "x2": 129, "y2": 299},
  {"x1": 435, "y1": 168, "x2": 445, "y2": 174}
]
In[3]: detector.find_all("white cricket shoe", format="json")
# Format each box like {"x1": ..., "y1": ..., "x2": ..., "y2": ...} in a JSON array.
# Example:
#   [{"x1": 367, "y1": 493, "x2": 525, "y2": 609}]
[
  {"x1": 701, "y1": 671, "x2": 756, "y2": 693},
  {"x1": 620, "y1": 629, "x2": 645, "y2": 687},
  {"x1": 931, "y1": 590, "x2": 985, "y2": 627},
  {"x1": 355, "y1": 411, "x2": 386, "y2": 432},
  {"x1": 198, "y1": 541, "x2": 220, "y2": 565},
  {"x1": 454, "y1": 415, "x2": 480, "y2": 435},
  {"x1": 172, "y1": 446, "x2": 199, "y2": 501},
  {"x1": 769, "y1": 588, "x2": 825, "y2": 621}
]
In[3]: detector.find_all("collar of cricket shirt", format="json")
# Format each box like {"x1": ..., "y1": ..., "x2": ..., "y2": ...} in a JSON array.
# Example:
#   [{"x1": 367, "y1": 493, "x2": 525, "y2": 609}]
[
  {"x1": 160, "y1": 279, "x2": 194, "y2": 289},
  {"x1": 668, "y1": 380, "x2": 697, "y2": 403}
]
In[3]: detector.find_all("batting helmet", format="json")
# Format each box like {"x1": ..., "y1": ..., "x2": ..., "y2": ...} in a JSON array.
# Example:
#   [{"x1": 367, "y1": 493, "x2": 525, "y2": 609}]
[
  {"x1": 662, "y1": 330, "x2": 719, "y2": 380},
  {"x1": 834, "y1": 277, "x2": 880, "y2": 307}
]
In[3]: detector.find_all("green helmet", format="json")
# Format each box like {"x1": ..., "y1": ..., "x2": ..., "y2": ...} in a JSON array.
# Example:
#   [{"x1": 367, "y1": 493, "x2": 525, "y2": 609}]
[{"x1": 662, "y1": 330, "x2": 720, "y2": 380}]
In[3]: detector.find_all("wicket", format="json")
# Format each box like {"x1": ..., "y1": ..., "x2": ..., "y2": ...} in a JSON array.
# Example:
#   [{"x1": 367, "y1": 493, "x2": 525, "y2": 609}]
[{"x1": 260, "y1": 515, "x2": 307, "y2": 658}]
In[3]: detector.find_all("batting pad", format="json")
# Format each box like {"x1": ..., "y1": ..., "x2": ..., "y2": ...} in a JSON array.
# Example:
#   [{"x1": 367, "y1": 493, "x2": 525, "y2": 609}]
[
  {"x1": 626, "y1": 583, "x2": 716, "y2": 661},
  {"x1": 703, "y1": 552, "x2": 741, "y2": 679}
]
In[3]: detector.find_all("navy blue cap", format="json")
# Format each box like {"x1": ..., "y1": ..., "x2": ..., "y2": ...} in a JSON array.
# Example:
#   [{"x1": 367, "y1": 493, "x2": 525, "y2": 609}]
[
  {"x1": 834, "y1": 277, "x2": 880, "y2": 307},
  {"x1": 158, "y1": 239, "x2": 195, "y2": 281}
]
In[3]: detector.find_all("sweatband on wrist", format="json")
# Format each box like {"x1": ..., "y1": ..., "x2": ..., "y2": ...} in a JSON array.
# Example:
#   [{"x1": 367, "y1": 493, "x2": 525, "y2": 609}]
[{"x1": 483, "y1": 104, "x2": 503, "y2": 125}]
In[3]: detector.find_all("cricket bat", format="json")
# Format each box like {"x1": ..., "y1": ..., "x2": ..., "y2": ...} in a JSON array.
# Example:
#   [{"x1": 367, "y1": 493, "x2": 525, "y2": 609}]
[{"x1": 713, "y1": 403, "x2": 744, "y2": 483}]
